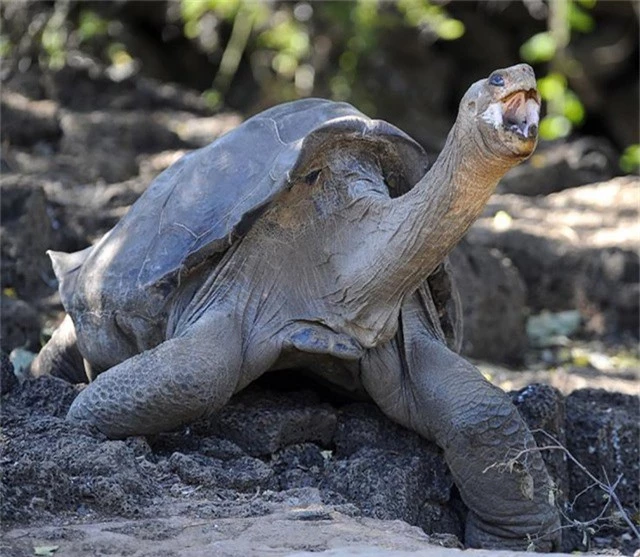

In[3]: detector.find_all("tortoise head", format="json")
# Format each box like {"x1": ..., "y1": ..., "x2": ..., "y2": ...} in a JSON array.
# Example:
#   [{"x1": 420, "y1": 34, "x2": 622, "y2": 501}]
[{"x1": 457, "y1": 64, "x2": 541, "y2": 160}]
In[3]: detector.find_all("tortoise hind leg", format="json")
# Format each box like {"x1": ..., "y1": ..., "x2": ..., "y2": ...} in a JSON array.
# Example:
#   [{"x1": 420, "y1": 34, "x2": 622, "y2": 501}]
[
  {"x1": 361, "y1": 292, "x2": 561, "y2": 551},
  {"x1": 66, "y1": 311, "x2": 259, "y2": 438},
  {"x1": 30, "y1": 315, "x2": 88, "y2": 384}
]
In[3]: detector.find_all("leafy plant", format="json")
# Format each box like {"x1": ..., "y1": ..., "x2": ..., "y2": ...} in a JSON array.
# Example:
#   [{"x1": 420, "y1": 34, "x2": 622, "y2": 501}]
[
  {"x1": 1, "y1": 0, "x2": 629, "y2": 155},
  {"x1": 178, "y1": 0, "x2": 466, "y2": 110},
  {"x1": 620, "y1": 144, "x2": 640, "y2": 173},
  {"x1": 520, "y1": 0, "x2": 596, "y2": 140},
  {"x1": 397, "y1": 0, "x2": 465, "y2": 41}
]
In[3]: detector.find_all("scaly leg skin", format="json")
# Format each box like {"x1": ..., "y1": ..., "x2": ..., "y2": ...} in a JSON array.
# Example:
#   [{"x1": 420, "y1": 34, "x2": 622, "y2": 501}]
[
  {"x1": 361, "y1": 292, "x2": 561, "y2": 551},
  {"x1": 67, "y1": 311, "x2": 249, "y2": 438},
  {"x1": 30, "y1": 314, "x2": 88, "y2": 383}
]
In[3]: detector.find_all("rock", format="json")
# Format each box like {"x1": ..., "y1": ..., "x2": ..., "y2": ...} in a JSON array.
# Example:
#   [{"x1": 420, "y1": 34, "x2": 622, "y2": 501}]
[
  {"x1": 2, "y1": 356, "x2": 638, "y2": 554},
  {"x1": 511, "y1": 384, "x2": 569, "y2": 522},
  {"x1": 417, "y1": 503, "x2": 465, "y2": 545},
  {"x1": 273, "y1": 443, "x2": 326, "y2": 490},
  {"x1": 8, "y1": 348, "x2": 36, "y2": 381},
  {"x1": 526, "y1": 310, "x2": 582, "y2": 348},
  {"x1": 168, "y1": 452, "x2": 276, "y2": 491},
  {"x1": 334, "y1": 403, "x2": 429, "y2": 457},
  {"x1": 565, "y1": 389, "x2": 639, "y2": 527},
  {"x1": 578, "y1": 247, "x2": 639, "y2": 334},
  {"x1": 147, "y1": 427, "x2": 248, "y2": 462},
  {"x1": 1, "y1": 379, "x2": 156, "y2": 521},
  {"x1": 211, "y1": 388, "x2": 338, "y2": 456},
  {"x1": 1, "y1": 352, "x2": 18, "y2": 395},
  {"x1": 0, "y1": 296, "x2": 41, "y2": 353},
  {"x1": 0, "y1": 512, "x2": 463, "y2": 557},
  {"x1": 450, "y1": 241, "x2": 527, "y2": 364},
  {"x1": 511, "y1": 385, "x2": 640, "y2": 552},
  {"x1": 0, "y1": 91, "x2": 61, "y2": 147},
  {"x1": 468, "y1": 177, "x2": 639, "y2": 337},
  {"x1": 1, "y1": 63, "x2": 47, "y2": 101},
  {"x1": 4, "y1": 375, "x2": 79, "y2": 418},
  {"x1": 324, "y1": 447, "x2": 454, "y2": 531},
  {"x1": 197, "y1": 437, "x2": 247, "y2": 460},
  {"x1": 58, "y1": 110, "x2": 186, "y2": 183},
  {"x1": 497, "y1": 137, "x2": 618, "y2": 196},
  {"x1": 41, "y1": 59, "x2": 212, "y2": 114},
  {"x1": 0, "y1": 183, "x2": 59, "y2": 300},
  {"x1": 328, "y1": 403, "x2": 456, "y2": 536}
]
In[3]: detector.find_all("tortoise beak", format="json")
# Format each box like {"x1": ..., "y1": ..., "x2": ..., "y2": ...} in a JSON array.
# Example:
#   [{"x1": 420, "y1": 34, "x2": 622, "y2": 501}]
[{"x1": 501, "y1": 89, "x2": 540, "y2": 140}]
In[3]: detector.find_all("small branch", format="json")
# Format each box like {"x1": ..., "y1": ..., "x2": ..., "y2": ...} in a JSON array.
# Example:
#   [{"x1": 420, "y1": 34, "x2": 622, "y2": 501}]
[
  {"x1": 214, "y1": 7, "x2": 255, "y2": 95},
  {"x1": 533, "y1": 429, "x2": 640, "y2": 541},
  {"x1": 483, "y1": 430, "x2": 640, "y2": 542},
  {"x1": 568, "y1": 478, "x2": 600, "y2": 511}
]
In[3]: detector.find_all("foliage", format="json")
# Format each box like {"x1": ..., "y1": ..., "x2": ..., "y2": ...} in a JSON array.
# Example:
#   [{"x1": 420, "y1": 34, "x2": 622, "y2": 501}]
[
  {"x1": 178, "y1": 0, "x2": 465, "y2": 111},
  {"x1": 1, "y1": 0, "x2": 634, "y2": 154},
  {"x1": 178, "y1": 0, "x2": 597, "y2": 140},
  {"x1": 398, "y1": 0, "x2": 465, "y2": 40},
  {"x1": 520, "y1": 0, "x2": 594, "y2": 140},
  {"x1": 620, "y1": 144, "x2": 640, "y2": 174}
]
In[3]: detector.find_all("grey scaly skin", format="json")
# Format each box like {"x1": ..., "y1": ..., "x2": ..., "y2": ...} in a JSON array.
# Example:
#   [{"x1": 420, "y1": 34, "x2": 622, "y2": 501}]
[{"x1": 32, "y1": 64, "x2": 560, "y2": 550}]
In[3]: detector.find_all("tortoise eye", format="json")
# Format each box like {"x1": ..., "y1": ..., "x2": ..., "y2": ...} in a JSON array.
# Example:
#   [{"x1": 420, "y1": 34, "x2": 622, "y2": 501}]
[{"x1": 489, "y1": 74, "x2": 505, "y2": 87}]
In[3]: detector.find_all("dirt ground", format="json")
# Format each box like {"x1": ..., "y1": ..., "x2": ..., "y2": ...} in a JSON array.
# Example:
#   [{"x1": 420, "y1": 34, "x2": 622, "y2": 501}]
[{"x1": 2, "y1": 511, "x2": 631, "y2": 557}]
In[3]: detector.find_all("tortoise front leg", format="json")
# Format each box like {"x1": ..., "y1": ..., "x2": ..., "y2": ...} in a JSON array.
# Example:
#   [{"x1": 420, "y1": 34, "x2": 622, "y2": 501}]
[
  {"x1": 67, "y1": 311, "x2": 254, "y2": 438},
  {"x1": 31, "y1": 314, "x2": 88, "y2": 383},
  {"x1": 361, "y1": 294, "x2": 561, "y2": 551}
]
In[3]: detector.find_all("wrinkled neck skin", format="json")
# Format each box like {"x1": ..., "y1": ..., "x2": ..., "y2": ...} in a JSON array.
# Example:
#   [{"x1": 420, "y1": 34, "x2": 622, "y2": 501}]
[
  {"x1": 174, "y1": 121, "x2": 519, "y2": 355},
  {"x1": 339, "y1": 118, "x2": 518, "y2": 346},
  {"x1": 381, "y1": 118, "x2": 515, "y2": 297}
]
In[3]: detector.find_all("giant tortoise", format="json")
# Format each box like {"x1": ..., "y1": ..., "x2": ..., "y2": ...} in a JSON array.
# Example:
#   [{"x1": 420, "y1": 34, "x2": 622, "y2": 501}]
[{"x1": 32, "y1": 64, "x2": 560, "y2": 550}]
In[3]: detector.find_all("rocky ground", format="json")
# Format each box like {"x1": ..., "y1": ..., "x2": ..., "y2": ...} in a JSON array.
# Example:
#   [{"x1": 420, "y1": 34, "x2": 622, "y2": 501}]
[{"x1": 1, "y1": 61, "x2": 638, "y2": 556}]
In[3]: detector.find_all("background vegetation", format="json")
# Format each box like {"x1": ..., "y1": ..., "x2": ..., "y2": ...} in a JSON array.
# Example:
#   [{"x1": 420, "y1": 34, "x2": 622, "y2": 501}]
[{"x1": 1, "y1": 0, "x2": 638, "y2": 166}]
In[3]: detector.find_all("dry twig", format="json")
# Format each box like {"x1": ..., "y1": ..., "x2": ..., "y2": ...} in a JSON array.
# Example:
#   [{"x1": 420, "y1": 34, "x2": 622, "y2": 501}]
[{"x1": 484, "y1": 429, "x2": 640, "y2": 545}]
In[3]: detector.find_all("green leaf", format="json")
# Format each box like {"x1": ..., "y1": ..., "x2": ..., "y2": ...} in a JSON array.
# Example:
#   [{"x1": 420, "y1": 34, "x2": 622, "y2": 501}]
[
  {"x1": 201, "y1": 88, "x2": 222, "y2": 110},
  {"x1": 106, "y1": 43, "x2": 132, "y2": 66},
  {"x1": 2, "y1": 287, "x2": 16, "y2": 298},
  {"x1": 41, "y1": 25, "x2": 66, "y2": 56},
  {"x1": 272, "y1": 52, "x2": 298, "y2": 78},
  {"x1": 354, "y1": 0, "x2": 379, "y2": 28},
  {"x1": 537, "y1": 73, "x2": 567, "y2": 101},
  {"x1": 620, "y1": 144, "x2": 640, "y2": 173},
  {"x1": 183, "y1": 18, "x2": 200, "y2": 39},
  {"x1": 78, "y1": 10, "x2": 109, "y2": 42},
  {"x1": 330, "y1": 75, "x2": 351, "y2": 101},
  {"x1": 539, "y1": 115, "x2": 572, "y2": 140},
  {"x1": 563, "y1": 90, "x2": 585, "y2": 124},
  {"x1": 208, "y1": 0, "x2": 240, "y2": 21},
  {"x1": 398, "y1": 0, "x2": 434, "y2": 27},
  {"x1": 569, "y1": 3, "x2": 595, "y2": 33},
  {"x1": 437, "y1": 18, "x2": 465, "y2": 40},
  {"x1": 520, "y1": 32, "x2": 556, "y2": 63},
  {"x1": 339, "y1": 50, "x2": 358, "y2": 73},
  {"x1": 180, "y1": 0, "x2": 210, "y2": 23},
  {"x1": 258, "y1": 17, "x2": 310, "y2": 60},
  {"x1": 0, "y1": 34, "x2": 11, "y2": 57}
]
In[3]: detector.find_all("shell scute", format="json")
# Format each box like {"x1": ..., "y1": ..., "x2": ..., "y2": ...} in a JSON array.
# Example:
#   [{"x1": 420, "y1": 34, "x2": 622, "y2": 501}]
[{"x1": 57, "y1": 99, "x2": 428, "y2": 316}]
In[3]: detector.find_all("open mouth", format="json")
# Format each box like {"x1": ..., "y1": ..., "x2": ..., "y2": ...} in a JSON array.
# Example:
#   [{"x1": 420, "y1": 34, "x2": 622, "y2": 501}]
[{"x1": 500, "y1": 88, "x2": 540, "y2": 140}]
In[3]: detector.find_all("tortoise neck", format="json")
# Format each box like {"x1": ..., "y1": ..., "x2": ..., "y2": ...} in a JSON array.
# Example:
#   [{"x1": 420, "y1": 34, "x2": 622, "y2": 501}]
[{"x1": 378, "y1": 122, "x2": 513, "y2": 299}]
